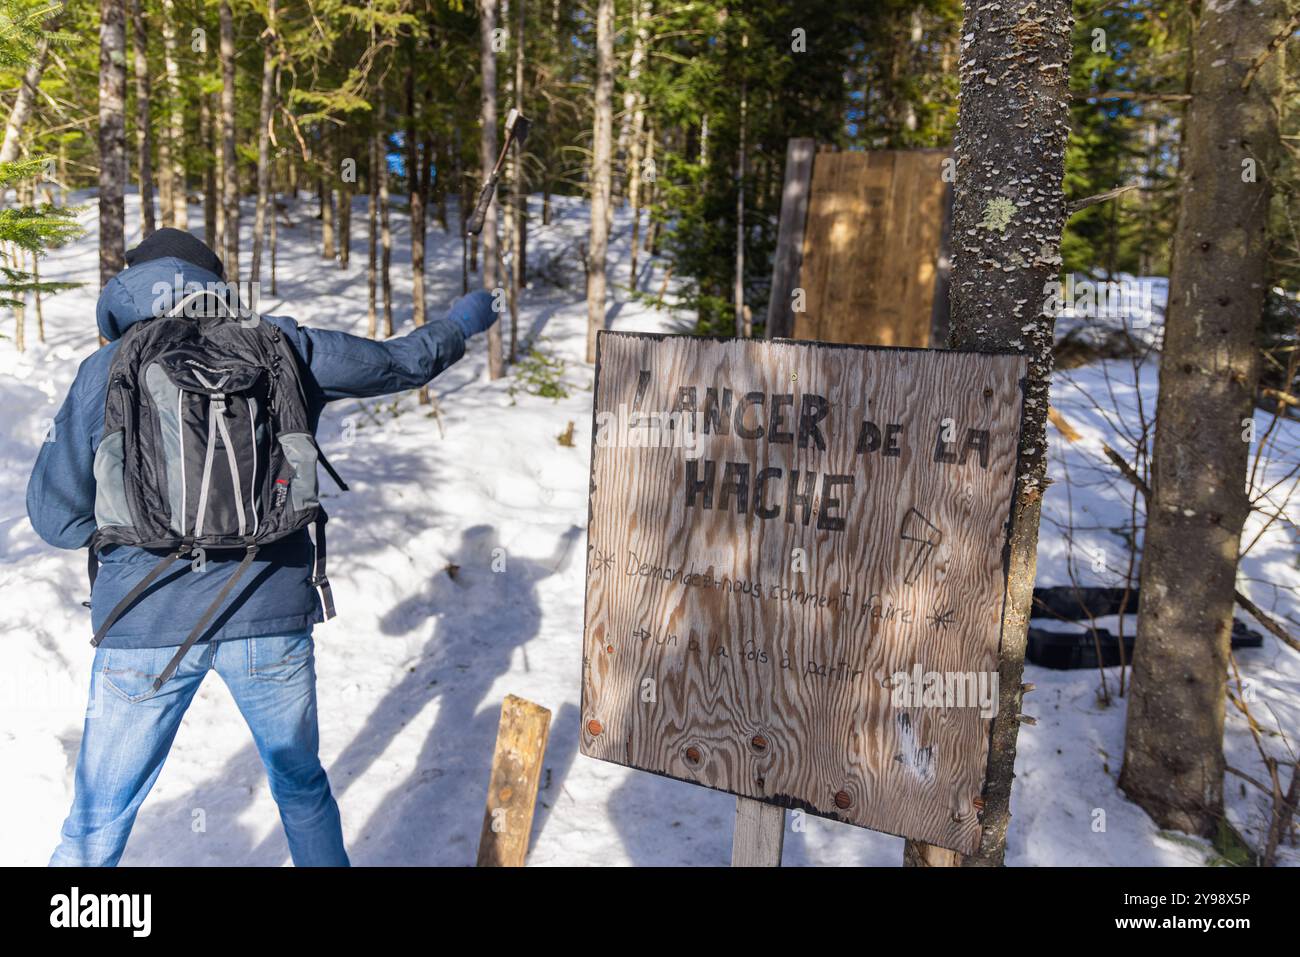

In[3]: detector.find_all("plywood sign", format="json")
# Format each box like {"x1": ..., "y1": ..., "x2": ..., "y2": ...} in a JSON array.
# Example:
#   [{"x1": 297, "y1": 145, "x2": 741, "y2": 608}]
[
  {"x1": 581, "y1": 331, "x2": 1027, "y2": 853},
  {"x1": 792, "y1": 149, "x2": 949, "y2": 347}
]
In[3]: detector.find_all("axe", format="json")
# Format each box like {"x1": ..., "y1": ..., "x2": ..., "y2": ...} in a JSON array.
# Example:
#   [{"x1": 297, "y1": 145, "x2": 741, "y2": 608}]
[{"x1": 467, "y1": 108, "x2": 531, "y2": 236}]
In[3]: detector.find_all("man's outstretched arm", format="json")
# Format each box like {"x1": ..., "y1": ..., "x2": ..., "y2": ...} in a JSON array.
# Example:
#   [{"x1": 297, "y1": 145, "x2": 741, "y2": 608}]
[
  {"x1": 27, "y1": 360, "x2": 101, "y2": 549},
  {"x1": 284, "y1": 290, "x2": 499, "y2": 402}
]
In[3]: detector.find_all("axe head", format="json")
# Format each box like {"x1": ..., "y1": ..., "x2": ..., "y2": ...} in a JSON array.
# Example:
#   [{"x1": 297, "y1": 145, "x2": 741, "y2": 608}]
[{"x1": 504, "y1": 107, "x2": 532, "y2": 147}]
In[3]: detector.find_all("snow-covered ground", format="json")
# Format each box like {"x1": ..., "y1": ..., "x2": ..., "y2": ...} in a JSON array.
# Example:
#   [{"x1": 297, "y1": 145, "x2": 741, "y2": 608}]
[{"x1": 0, "y1": 190, "x2": 1295, "y2": 866}]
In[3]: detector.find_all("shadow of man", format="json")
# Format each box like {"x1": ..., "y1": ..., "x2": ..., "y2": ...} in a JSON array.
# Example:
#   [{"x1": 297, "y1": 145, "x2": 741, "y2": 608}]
[{"x1": 329, "y1": 522, "x2": 582, "y2": 864}]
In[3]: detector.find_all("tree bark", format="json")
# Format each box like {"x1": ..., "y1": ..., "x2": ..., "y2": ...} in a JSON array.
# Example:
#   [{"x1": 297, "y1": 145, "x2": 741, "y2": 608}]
[
  {"x1": 407, "y1": 59, "x2": 426, "y2": 329},
  {"x1": 161, "y1": 0, "x2": 187, "y2": 228},
  {"x1": 368, "y1": 127, "x2": 379, "y2": 339},
  {"x1": 479, "y1": 0, "x2": 504, "y2": 378},
  {"x1": 508, "y1": 0, "x2": 526, "y2": 364},
  {"x1": 734, "y1": 32, "x2": 748, "y2": 338},
  {"x1": 584, "y1": 0, "x2": 614, "y2": 364},
  {"x1": 0, "y1": 32, "x2": 51, "y2": 165},
  {"x1": 99, "y1": 0, "x2": 127, "y2": 289},
  {"x1": 626, "y1": 1, "x2": 649, "y2": 288},
  {"x1": 377, "y1": 102, "x2": 394, "y2": 338},
  {"x1": 129, "y1": 0, "x2": 155, "y2": 238},
  {"x1": 1119, "y1": 0, "x2": 1285, "y2": 838},
  {"x1": 902, "y1": 0, "x2": 1074, "y2": 868},
  {"x1": 251, "y1": 0, "x2": 278, "y2": 286},
  {"x1": 203, "y1": 92, "x2": 218, "y2": 249},
  {"x1": 218, "y1": 0, "x2": 239, "y2": 279},
  {"x1": 321, "y1": 130, "x2": 336, "y2": 260}
]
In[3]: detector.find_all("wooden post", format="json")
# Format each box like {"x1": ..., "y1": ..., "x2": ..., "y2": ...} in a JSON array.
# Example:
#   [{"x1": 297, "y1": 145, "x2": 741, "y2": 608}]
[
  {"x1": 475, "y1": 694, "x2": 552, "y2": 867},
  {"x1": 764, "y1": 137, "x2": 814, "y2": 339},
  {"x1": 731, "y1": 796, "x2": 784, "y2": 866}
]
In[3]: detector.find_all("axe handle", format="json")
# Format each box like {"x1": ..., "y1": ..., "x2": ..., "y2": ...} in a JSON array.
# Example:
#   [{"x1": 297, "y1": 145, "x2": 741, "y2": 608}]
[{"x1": 466, "y1": 173, "x2": 500, "y2": 236}]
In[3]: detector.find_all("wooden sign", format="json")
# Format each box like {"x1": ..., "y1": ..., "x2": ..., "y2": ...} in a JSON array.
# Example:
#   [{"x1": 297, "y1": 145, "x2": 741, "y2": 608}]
[
  {"x1": 581, "y1": 331, "x2": 1027, "y2": 853},
  {"x1": 790, "y1": 149, "x2": 950, "y2": 347}
]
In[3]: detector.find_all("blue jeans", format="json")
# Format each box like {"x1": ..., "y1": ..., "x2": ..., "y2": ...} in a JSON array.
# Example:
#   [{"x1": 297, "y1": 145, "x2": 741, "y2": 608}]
[{"x1": 50, "y1": 631, "x2": 349, "y2": 867}]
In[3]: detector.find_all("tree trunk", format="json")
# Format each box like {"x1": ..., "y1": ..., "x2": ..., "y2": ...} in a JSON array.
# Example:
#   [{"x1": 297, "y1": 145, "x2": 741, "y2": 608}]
[
  {"x1": 251, "y1": 0, "x2": 278, "y2": 286},
  {"x1": 377, "y1": 104, "x2": 394, "y2": 338},
  {"x1": 479, "y1": 0, "x2": 504, "y2": 378},
  {"x1": 321, "y1": 129, "x2": 336, "y2": 260},
  {"x1": 407, "y1": 61, "x2": 426, "y2": 330},
  {"x1": 218, "y1": 0, "x2": 239, "y2": 279},
  {"x1": 584, "y1": 0, "x2": 614, "y2": 364},
  {"x1": 626, "y1": 1, "x2": 648, "y2": 288},
  {"x1": 161, "y1": 0, "x2": 187, "y2": 228},
  {"x1": 1119, "y1": 0, "x2": 1285, "y2": 838},
  {"x1": 902, "y1": 0, "x2": 1074, "y2": 868},
  {"x1": 368, "y1": 128, "x2": 379, "y2": 339},
  {"x1": 203, "y1": 92, "x2": 218, "y2": 249},
  {"x1": 0, "y1": 33, "x2": 51, "y2": 165},
  {"x1": 99, "y1": 0, "x2": 127, "y2": 289},
  {"x1": 129, "y1": 0, "x2": 155, "y2": 238},
  {"x1": 508, "y1": 0, "x2": 526, "y2": 364},
  {"x1": 269, "y1": 158, "x2": 278, "y2": 295},
  {"x1": 338, "y1": 143, "x2": 352, "y2": 270},
  {"x1": 734, "y1": 33, "x2": 748, "y2": 338}
]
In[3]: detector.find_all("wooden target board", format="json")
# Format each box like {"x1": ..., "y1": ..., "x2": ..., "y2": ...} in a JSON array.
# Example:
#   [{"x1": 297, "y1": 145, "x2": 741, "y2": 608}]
[{"x1": 581, "y1": 331, "x2": 1027, "y2": 853}]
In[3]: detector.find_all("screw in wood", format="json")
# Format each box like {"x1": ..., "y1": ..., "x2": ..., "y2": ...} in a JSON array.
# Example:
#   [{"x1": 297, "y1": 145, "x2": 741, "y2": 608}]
[
  {"x1": 586, "y1": 719, "x2": 603, "y2": 736},
  {"x1": 833, "y1": 790, "x2": 852, "y2": 809},
  {"x1": 605, "y1": 644, "x2": 614, "y2": 654}
]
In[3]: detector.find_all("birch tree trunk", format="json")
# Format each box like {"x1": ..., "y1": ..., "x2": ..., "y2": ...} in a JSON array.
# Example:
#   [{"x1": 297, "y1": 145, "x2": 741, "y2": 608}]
[
  {"x1": 1119, "y1": 0, "x2": 1286, "y2": 838},
  {"x1": 130, "y1": 0, "x2": 155, "y2": 238},
  {"x1": 479, "y1": 0, "x2": 504, "y2": 378},
  {"x1": 626, "y1": 0, "x2": 649, "y2": 287},
  {"x1": 218, "y1": 0, "x2": 239, "y2": 279},
  {"x1": 251, "y1": 0, "x2": 278, "y2": 285},
  {"x1": 0, "y1": 33, "x2": 51, "y2": 165},
  {"x1": 903, "y1": 0, "x2": 1074, "y2": 868},
  {"x1": 584, "y1": 0, "x2": 614, "y2": 365},
  {"x1": 161, "y1": 0, "x2": 187, "y2": 228},
  {"x1": 99, "y1": 0, "x2": 127, "y2": 289}
]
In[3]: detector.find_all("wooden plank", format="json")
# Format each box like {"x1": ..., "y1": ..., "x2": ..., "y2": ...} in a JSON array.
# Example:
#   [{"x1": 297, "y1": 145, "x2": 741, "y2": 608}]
[
  {"x1": 764, "y1": 138, "x2": 815, "y2": 339},
  {"x1": 793, "y1": 149, "x2": 950, "y2": 347},
  {"x1": 475, "y1": 694, "x2": 553, "y2": 867},
  {"x1": 582, "y1": 331, "x2": 1028, "y2": 854},
  {"x1": 731, "y1": 796, "x2": 785, "y2": 867}
]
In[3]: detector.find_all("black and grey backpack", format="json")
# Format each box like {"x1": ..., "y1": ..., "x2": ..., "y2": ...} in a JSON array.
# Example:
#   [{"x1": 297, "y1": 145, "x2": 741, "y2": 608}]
[{"x1": 89, "y1": 288, "x2": 346, "y2": 689}]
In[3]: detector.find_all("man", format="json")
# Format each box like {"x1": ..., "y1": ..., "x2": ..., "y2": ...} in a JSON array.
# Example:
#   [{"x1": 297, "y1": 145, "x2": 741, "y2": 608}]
[{"x1": 28, "y1": 228, "x2": 498, "y2": 866}]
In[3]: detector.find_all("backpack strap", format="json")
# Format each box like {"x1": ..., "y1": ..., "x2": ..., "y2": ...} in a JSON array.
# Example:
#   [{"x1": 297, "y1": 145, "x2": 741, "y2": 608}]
[
  {"x1": 308, "y1": 513, "x2": 337, "y2": 619},
  {"x1": 85, "y1": 531, "x2": 100, "y2": 608},
  {"x1": 90, "y1": 547, "x2": 188, "y2": 647},
  {"x1": 314, "y1": 443, "x2": 349, "y2": 492},
  {"x1": 152, "y1": 545, "x2": 260, "y2": 691}
]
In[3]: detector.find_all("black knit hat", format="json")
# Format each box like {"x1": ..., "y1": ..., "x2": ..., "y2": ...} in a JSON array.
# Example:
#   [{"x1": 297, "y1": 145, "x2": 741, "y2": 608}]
[{"x1": 125, "y1": 227, "x2": 225, "y2": 279}]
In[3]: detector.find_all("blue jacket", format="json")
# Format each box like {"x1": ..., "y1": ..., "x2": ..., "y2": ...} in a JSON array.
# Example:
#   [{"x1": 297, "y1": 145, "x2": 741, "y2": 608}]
[{"x1": 27, "y1": 256, "x2": 487, "y2": 649}]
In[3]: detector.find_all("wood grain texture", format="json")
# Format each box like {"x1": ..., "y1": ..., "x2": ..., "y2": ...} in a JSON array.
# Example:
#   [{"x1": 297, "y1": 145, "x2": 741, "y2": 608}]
[
  {"x1": 476, "y1": 694, "x2": 552, "y2": 867},
  {"x1": 731, "y1": 796, "x2": 786, "y2": 866},
  {"x1": 793, "y1": 150, "x2": 950, "y2": 347},
  {"x1": 582, "y1": 332, "x2": 1027, "y2": 853}
]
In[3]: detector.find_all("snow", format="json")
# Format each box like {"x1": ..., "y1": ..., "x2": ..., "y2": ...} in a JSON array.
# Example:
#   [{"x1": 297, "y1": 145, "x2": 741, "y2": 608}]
[{"x1": 0, "y1": 190, "x2": 1295, "y2": 866}]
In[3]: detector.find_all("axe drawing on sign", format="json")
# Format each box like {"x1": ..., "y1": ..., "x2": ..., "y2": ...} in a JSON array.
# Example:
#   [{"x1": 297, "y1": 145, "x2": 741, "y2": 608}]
[{"x1": 900, "y1": 507, "x2": 942, "y2": 586}]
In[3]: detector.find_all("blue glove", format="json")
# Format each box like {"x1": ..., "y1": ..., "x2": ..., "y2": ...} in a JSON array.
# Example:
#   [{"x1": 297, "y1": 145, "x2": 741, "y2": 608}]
[{"x1": 446, "y1": 290, "x2": 500, "y2": 339}]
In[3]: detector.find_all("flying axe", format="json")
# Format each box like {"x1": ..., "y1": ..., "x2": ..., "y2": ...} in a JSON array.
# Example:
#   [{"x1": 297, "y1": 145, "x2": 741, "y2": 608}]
[{"x1": 467, "y1": 108, "x2": 531, "y2": 236}]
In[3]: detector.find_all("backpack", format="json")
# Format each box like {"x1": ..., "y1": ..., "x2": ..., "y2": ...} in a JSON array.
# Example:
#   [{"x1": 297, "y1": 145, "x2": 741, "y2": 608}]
[{"x1": 88, "y1": 288, "x2": 347, "y2": 689}]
